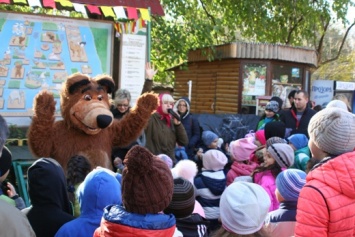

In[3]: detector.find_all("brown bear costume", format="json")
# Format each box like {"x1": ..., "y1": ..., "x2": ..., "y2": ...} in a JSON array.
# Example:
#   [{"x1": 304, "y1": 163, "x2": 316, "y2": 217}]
[{"x1": 28, "y1": 73, "x2": 158, "y2": 170}]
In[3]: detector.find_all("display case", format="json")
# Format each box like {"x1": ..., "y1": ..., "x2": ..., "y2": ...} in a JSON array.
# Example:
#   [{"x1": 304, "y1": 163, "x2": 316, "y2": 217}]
[
  {"x1": 256, "y1": 96, "x2": 272, "y2": 116},
  {"x1": 271, "y1": 65, "x2": 303, "y2": 108}
]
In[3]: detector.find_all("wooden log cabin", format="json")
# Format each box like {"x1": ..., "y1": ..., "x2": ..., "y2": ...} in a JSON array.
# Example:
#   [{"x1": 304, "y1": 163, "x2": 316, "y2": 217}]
[{"x1": 170, "y1": 42, "x2": 318, "y2": 115}]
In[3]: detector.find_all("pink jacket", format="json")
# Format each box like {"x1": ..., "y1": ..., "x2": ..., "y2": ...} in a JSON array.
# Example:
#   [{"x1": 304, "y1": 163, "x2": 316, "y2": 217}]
[
  {"x1": 226, "y1": 161, "x2": 258, "y2": 186},
  {"x1": 253, "y1": 170, "x2": 279, "y2": 212},
  {"x1": 295, "y1": 152, "x2": 355, "y2": 237}
]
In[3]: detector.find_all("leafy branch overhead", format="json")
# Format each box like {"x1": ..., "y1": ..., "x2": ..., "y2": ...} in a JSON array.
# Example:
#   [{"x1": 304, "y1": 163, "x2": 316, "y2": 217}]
[{"x1": 151, "y1": 0, "x2": 355, "y2": 83}]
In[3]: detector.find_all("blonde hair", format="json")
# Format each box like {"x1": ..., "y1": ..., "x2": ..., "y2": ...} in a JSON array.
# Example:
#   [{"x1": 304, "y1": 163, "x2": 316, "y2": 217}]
[{"x1": 161, "y1": 93, "x2": 174, "y2": 103}]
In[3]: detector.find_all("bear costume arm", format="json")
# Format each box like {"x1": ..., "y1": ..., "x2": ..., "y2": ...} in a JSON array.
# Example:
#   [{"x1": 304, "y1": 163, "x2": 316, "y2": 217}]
[
  {"x1": 28, "y1": 90, "x2": 56, "y2": 157},
  {"x1": 111, "y1": 92, "x2": 158, "y2": 147}
]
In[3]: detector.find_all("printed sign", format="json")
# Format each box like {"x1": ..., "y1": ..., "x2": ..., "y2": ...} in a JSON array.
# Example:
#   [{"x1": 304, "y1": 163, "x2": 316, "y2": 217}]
[{"x1": 310, "y1": 80, "x2": 334, "y2": 107}]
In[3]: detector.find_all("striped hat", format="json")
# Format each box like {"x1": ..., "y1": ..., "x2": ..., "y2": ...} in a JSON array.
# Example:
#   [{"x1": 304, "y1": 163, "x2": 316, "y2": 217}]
[
  {"x1": 308, "y1": 107, "x2": 355, "y2": 156},
  {"x1": 164, "y1": 178, "x2": 195, "y2": 218},
  {"x1": 276, "y1": 169, "x2": 306, "y2": 201},
  {"x1": 267, "y1": 143, "x2": 294, "y2": 168}
]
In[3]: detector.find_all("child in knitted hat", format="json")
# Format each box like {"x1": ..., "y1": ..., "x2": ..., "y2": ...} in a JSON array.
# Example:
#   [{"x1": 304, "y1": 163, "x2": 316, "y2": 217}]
[
  {"x1": 249, "y1": 130, "x2": 266, "y2": 165},
  {"x1": 287, "y1": 134, "x2": 310, "y2": 171},
  {"x1": 251, "y1": 143, "x2": 294, "y2": 211},
  {"x1": 194, "y1": 149, "x2": 228, "y2": 231},
  {"x1": 0, "y1": 147, "x2": 26, "y2": 210},
  {"x1": 296, "y1": 108, "x2": 355, "y2": 236},
  {"x1": 171, "y1": 160, "x2": 205, "y2": 218},
  {"x1": 157, "y1": 153, "x2": 173, "y2": 169},
  {"x1": 164, "y1": 178, "x2": 210, "y2": 237},
  {"x1": 213, "y1": 181, "x2": 271, "y2": 236},
  {"x1": 94, "y1": 145, "x2": 176, "y2": 237},
  {"x1": 256, "y1": 101, "x2": 280, "y2": 131},
  {"x1": 196, "y1": 131, "x2": 229, "y2": 173},
  {"x1": 226, "y1": 137, "x2": 258, "y2": 186},
  {"x1": 201, "y1": 131, "x2": 219, "y2": 149},
  {"x1": 264, "y1": 169, "x2": 306, "y2": 237}
]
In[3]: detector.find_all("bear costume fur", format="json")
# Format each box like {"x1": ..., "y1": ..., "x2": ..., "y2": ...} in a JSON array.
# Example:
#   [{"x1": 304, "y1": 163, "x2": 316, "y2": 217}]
[{"x1": 28, "y1": 73, "x2": 158, "y2": 170}]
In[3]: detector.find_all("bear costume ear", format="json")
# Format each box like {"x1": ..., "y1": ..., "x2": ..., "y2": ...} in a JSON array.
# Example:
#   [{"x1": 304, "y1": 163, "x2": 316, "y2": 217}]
[
  {"x1": 95, "y1": 75, "x2": 115, "y2": 94},
  {"x1": 66, "y1": 73, "x2": 91, "y2": 95}
]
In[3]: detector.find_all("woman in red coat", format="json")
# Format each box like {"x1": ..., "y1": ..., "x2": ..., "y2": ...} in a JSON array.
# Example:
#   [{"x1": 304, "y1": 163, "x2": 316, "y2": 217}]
[{"x1": 295, "y1": 108, "x2": 355, "y2": 237}]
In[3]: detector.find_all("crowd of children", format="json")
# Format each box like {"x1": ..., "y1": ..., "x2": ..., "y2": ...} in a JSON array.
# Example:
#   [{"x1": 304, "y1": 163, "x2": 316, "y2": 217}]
[{"x1": 1, "y1": 92, "x2": 355, "y2": 237}]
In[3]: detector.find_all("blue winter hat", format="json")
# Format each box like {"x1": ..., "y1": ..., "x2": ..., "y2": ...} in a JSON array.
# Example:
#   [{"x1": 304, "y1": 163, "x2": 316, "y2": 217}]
[
  {"x1": 202, "y1": 131, "x2": 218, "y2": 146},
  {"x1": 276, "y1": 169, "x2": 306, "y2": 201},
  {"x1": 288, "y1": 134, "x2": 309, "y2": 150}
]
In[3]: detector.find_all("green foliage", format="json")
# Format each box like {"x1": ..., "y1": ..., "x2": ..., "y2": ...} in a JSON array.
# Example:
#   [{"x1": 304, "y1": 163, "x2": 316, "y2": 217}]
[
  {"x1": 150, "y1": 0, "x2": 355, "y2": 84},
  {"x1": 8, "y1": 124, "x2": 26, "y2": 139}
]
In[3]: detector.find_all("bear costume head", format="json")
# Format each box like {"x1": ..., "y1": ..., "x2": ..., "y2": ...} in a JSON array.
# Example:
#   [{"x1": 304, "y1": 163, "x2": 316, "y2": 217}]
[{"x1": 61, "y1": 73, "x2": 115, "y2": 135}]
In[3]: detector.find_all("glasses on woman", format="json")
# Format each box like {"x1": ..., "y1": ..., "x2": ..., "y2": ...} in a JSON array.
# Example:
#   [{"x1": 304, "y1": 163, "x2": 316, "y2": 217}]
[
  {"x1": 178, "y1": 104, "x2": 187, "y2": 107},
  {"x1": 117, "y1": 104, "x2": 129, "y2": 108}
]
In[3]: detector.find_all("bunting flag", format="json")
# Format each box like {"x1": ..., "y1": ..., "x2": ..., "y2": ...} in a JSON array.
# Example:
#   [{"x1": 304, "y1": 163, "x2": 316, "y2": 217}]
[
  {"x1": 42, "y1": 0, "x2": 56, "y2": 8},
  {"x1": 113, "y1": 6, "x2": 126, "y2": 19},
  {"x1": 73, "y1": 2, "x2": 86, "y2": 14},
  {"x1": 126, "y1": 7, "x2": 138, "y2": 19},
  {"x1": 86, "y1": 4, "x2": 101, "y2": 15},
  {"x1": 28, "y1": 0, "x2": 42, "y2": 7},
  {"x1": 101, "y1": 6, "x2": 115, "y2": 18},
  {"x1": 0, "y1": 0, "x2": 151, "y2": 21},
  {"x1": 56, "y1": 0, "x2": 73, "y2": 8},
  {"x1": 139, "y1": 8, "x2": 150, "y2": 21},
  {"x1": 13, "y1": 0, "x2": 27, "y2": 4}
]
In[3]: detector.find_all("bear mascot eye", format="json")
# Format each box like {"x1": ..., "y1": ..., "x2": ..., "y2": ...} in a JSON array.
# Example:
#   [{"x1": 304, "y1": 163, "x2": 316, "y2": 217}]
[
  {"x1": 97, "y1": 95, "x2": 103, "y2": 101},
  {"x1": 84, "y1": 94, "x2": 92, "y2": 101}
]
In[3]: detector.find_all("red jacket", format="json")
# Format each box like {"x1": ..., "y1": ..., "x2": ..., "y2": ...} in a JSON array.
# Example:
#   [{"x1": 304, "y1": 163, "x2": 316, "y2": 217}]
[
  {"x1": 94, "y1": 205, "x2": 176, "y2": 237},
  {"x1": 295, "y1": 152, "x2": 355, "y2": 237}
]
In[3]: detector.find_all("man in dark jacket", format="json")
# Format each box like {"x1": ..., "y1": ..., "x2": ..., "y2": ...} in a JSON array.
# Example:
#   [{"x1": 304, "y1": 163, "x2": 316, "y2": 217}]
[{"x1": 280, "y1": 90, "x2": 316, "y2": 138}]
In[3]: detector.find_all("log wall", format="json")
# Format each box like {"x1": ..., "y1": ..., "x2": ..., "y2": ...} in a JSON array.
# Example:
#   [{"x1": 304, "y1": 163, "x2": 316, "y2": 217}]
[{"x1": 174, "y1": 59, "x2": 240, "y2": 114}]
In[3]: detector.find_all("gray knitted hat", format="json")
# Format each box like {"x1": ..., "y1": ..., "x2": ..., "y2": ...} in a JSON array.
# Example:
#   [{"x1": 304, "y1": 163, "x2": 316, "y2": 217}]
[
  {"x1": 308, "y1": 107, "x2": 355, "y2": 156},
  {"x1": 267, "y1": 143, "x2": 294, "y2": 168},
  {"x1": 265, "y1": 101, "x2": 279, "y2": 113}
]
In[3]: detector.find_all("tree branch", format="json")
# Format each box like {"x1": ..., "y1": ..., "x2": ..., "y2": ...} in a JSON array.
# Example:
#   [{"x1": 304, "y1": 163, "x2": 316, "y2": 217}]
[
  {"x1": 321, "y1": 21, "x2": 355, "y2": 66},
  {"x1": 198, "y1": 0, "x2": 219, "y2": 43},
  {"x1": 285, "y1": 16, "x2": 304, "y2": 44},
  {"x1": 315, "y1": 18, "x2": 330, "y2": 66}
]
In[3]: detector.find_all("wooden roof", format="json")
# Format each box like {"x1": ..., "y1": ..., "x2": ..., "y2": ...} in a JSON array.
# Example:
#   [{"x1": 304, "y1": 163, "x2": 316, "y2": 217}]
[{"x1": 187, "y1": 42, "x2": 318, "y2": 67}]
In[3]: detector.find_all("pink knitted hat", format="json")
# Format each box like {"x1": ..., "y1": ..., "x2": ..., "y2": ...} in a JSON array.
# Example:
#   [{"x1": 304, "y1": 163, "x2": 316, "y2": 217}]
[
  {"x1": 202, "y1": 149, "x2": 228, "y2": 171},
  {"x1": 255, "y1": 130, "x2": 266, "y2": 145},
  {"x1": 230, "y1": 137, "x2": 257, "y2": 162}
]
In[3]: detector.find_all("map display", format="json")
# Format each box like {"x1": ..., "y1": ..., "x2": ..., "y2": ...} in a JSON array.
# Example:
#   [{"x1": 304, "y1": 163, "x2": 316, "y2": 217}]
[{"x1": 0, "y1": 11, "x2": 113, "y2": 116}]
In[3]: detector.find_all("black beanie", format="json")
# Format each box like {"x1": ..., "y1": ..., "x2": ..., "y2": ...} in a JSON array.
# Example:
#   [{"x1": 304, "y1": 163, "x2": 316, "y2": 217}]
[{"x1": 264, "y1": 121, "x2": 286, "y2": 140}]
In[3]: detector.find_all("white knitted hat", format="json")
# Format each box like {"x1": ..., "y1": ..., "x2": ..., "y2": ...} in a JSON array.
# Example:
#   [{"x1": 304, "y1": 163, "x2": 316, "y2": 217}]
[
  {"x1": 220, "y1": 182, "x2": 270, "y2": 235},
  {"x1": 308, "y1": 107, "x2": 355, "y2": 156}
]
